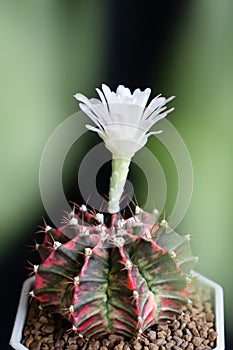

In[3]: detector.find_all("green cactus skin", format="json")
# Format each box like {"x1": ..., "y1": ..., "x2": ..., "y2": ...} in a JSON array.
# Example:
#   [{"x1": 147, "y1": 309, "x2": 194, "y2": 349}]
[{"x1": 33, "y1": 208, "x2": 196, "y2": 339}]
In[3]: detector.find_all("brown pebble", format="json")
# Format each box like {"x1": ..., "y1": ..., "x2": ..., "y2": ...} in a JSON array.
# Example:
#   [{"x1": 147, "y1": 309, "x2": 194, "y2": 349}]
[
  {"x1": 180, "y1": 322, "x2": 187, "y2": 331},
  {"x1": 55, "y1": 339, "x2": 65, "y2": 347},
  {"x1": 133, "y1": 342, "x2": 142, "y2": 350},
  {"x1": 156, "y1": 338, "x2": 166, "y2": 346},
  {"x1": 34, "y1": 335, "x2": 42, "y2": 341},
  {"x1": 103, "y1": 339, "x2": 110, "y2": 347},
  {"x1": 78, "y1": 338, "x2": 85, "y2": 346},
  {"x1": 203, "y1": 339, "x2": 209, "y2": 346},
  {"x1": 67, "y1": 345, "x2": 78, "y2": 350},
  {"x1": 88, "y1": 340, "x2": 100, "y2": 350},
  {"x1": 114, "y1": 341, "x2": 125, "y2": 350},
  {"x1": 30, "y1": 340, "x2": 42, "y2": 350},
  {"x1": 208, "y1": 329, "x2": 218, "y2": 341},
  {"x1": 141, "y1": 337, "x2": 149, "y2": 346},
  {"x1": 157, "y1": 331, "x2": 166, "y2": 339},
  {"x1": 46, "y1": 335, "x2": 55, "y2": 344},
  {"x1": 192, "y1": 337, "x2": 203, "y2": 346},
  {"x1": 41, "y1": 345, "x2": 49, "y2": 350},
  {"x1": 184, "y1": 334, "x2": 192, "y2": 342},
  {"x1": 187, "y1": 321, "x2": 195, "y2": 330},
  {"x1": 25, "y1": 335, "x2": 34, "y2": 348},
  {"x1": 165, "y1": 340, "x2": 175, "y2": 349},
  {"x1": 148, "y1": 331, "x2": 157, "y2": 341},
  {"x1": 174, "y1": 329, "x2": 183, "y2": 337},
  {"x1": 199, "y1": 329, "x2": 208, "y2": 338},
  {"x1": 148, "y1": 344, "x2": 159, "y2": 350},
  {"x1": 144, "y1": 347, "x2": 149, "y2": 350},
  {"x1": 206, "y1": 313, "x2": 215, "y2": 322},
  {"x1": 157, "y1": 324, "x2": 169, "y2": 332},
  {"x1": 185, "y1": 329, "x2": 192, "y2": 336},
  {"x1": 39, "y1": 315, "x2": 49, "y2": 324},
  {"x1": 182, "y1": 314, "x2": 190, "y2": 323},
  {"x1": 172, "y1": 320, "x2": 180, "y2": 330},
  {"x1": 192, "y1": 328, "x2": 200, "y2": 336},
  {"x1": 181, "y1": 341, "x2": 188, "y2": 349},
  {"x1": 109, "y1": 334, "x2": 124, "y2": 343},
  {"x1": 196, "y1": 346, "x2": 205, "y2": 350},
  {"x1": 186, "y1": 344, "x2": 194, "y2": 350},
  {"x1": 41, "y1": 324, "x2": 55, "y2": 334},
  {"x1": 100, "y1": 347, "x2": 108, "y2": 350},
  {"x1": 63, "y1": 333, "x2": 69, "y2": 342},
  {"x1": 123, "y1": 346, "x2": 130, "y2": 350},
  {"x1": 173, "y1": 335, "x2": 183, "y2": 347},
  {"x1": 23, "y1": 328, "x2": 30, "y2": 337},
  {"x1": 173, "y1": 346, "x2": 182, "y2": 350}
]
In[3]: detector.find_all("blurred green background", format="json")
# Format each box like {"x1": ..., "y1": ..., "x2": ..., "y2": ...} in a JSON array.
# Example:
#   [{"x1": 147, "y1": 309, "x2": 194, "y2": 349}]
[{"x1": 0, "y1": 0, "x2": 232, "y2": 348}]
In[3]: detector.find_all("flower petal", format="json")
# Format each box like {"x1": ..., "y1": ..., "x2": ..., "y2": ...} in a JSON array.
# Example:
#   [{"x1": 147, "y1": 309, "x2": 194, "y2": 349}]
[
  {"x1": 79, "y1": 103, "x2": 103, "y2": 129},
  {"x1": 102, "y1": 84, "x2": 116, "y2": 104},
  {"x1": 116, "y1": 85, "x2": 131, "y2": 97},
  {"x1": 132, "y1": 87, "x2": 151, "y2": 108}
]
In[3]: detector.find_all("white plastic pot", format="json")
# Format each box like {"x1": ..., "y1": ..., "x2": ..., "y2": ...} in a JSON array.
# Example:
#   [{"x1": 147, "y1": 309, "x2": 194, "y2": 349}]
[{"x1": 10, "y1": 272, "x2": 225, "y2": 350}]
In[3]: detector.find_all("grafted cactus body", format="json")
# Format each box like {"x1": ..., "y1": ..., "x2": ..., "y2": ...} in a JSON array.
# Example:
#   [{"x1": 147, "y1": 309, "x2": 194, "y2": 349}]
[{"x1": 34, "y1": 210, "x2": 195, "y2": 339}]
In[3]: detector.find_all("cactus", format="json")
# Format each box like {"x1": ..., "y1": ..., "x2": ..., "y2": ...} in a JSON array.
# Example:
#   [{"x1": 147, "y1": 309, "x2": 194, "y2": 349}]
[
  {"x1": 31, "y1": 85, "x2": 196, "y2": 340},
  {"x1": 33, "y1": 207, "x2": 197, "y2": 339}
]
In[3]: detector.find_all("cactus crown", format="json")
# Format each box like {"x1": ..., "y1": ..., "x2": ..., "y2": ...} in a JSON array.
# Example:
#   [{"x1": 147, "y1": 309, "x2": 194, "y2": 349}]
[{"x1": 32, "y1": 85, "x2": 196, "y2": 340}]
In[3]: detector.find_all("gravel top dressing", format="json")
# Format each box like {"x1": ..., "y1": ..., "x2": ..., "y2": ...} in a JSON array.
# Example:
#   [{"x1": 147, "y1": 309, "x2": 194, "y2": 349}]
[{"x1": 22, "y1": 283, "x2": 217, "y2": 350}]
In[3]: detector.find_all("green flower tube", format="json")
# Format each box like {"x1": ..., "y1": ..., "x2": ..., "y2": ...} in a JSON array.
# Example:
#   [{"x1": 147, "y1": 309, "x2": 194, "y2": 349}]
[{"x1": 108, "y1": 158, "x2": 131, "y2": 213}]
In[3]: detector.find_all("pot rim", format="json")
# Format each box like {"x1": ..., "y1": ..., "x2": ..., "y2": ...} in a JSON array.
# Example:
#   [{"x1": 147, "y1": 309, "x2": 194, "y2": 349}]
[
  {"x1": 10, "y1": 272, "x2": 225, "y2": 350},
  {"x1": 191, "y1": 271, "x2": 225, "y2": 350}
]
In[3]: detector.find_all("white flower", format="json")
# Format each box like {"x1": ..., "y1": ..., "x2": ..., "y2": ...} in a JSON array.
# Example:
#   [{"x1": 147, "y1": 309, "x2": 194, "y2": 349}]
[
  {"x1": 74, "y1": 84, "x2": 174, "y2": 160},
  {"x1": 74, "y1": 84, "x2": 174, "y2": 213}
]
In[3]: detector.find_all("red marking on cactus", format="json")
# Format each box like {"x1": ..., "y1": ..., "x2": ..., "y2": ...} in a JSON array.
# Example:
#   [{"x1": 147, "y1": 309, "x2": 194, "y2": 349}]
[
  {"x1": 184, "y1": 282, "x2": 189, "y2": 295},
  {"x1": 82, "y1": 325, "x2": 108, "y2": 339},
  {"x1": 62, "y1": 238, "x2": 78, "y2": 251},
  {"x1": 150, "y1": 224, "x2": 159, "y2": 235},
  {"x1": 77, "y1": 315, "x2": 96, "y2": 332},
  {"x1": 79, "y1": 257, "x2": 89, "y2": 277},
  {"x1": 110, "y1": 214, "x2": 118, "y2": 227},
  {"x1": 84, "y1": 211, "x2": 94, "y2": 221},
  {"x1": 112, "y1": 319, "x2": 138, "y2": 338},
  {"x1": 54, "y1": 227, "x2": 63, "y2": 235},
  {"x1": 127, "y1": 271, "x2": 136, "y2": 290},
  {"x1": 118, "y1": 247, "x2": 137, "y2": 290},
  {"x1": 150, "y1": 238, "x2": 167, "y2": 255},
  {"x1": 137, "y1": 319, "x2": 142, "y2": 329},
  {"x1": 72, "y1": 314, "x2": 78, "y2": 325},
  {"x1": 118, "y1": 246, "x2": 124, "y2": 258},
  {"x1": 35, "y1": 291, "x2": 59, "y2": 304},
  {"x1": 43, "y1": 252, "x2": 66, "y2": 267},
  {"x1": 142, "y1": 291, "x2": 156, "y2": 321},
  {"x1": 72, "y1": 285, "x2": 79, "y2": 304},
  {"x1": 35, "y1": 275, "x2": 47, "y2": 289},
  {"x1": 160, "y1": 298, "x2": 182, "y2": 310}
]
